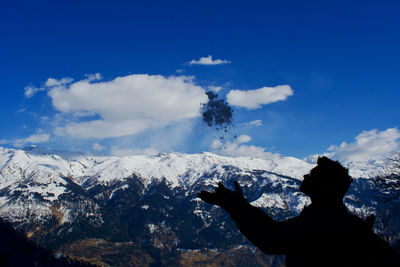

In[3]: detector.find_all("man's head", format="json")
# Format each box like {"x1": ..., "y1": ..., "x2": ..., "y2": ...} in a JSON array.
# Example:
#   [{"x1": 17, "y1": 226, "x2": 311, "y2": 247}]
[{"x1": 300, "y1": 157, "x2": 353, "y2": 203}]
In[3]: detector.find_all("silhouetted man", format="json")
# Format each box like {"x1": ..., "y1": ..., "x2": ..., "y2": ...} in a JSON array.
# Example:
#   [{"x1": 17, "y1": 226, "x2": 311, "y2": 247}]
[{"x1": 198, "y1": 157, "x2": 400, "y2": 267}]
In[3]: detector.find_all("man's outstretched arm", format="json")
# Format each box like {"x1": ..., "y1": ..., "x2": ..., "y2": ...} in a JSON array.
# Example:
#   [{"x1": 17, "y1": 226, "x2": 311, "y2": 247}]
[{"x1": 198, "y1": 182, "x2": 293, "y2": 255}]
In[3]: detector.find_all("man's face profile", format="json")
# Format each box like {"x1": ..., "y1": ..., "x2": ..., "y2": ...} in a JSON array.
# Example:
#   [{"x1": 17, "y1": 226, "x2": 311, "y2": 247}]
[{"x1": 300, "y1": 167, "x2": 319, "y2": 197}]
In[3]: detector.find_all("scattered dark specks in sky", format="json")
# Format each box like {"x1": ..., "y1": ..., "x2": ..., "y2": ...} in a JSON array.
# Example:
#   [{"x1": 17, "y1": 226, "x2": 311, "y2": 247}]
[{"x1": 201, "y1": 92, "x2": 233, "y2": 133}]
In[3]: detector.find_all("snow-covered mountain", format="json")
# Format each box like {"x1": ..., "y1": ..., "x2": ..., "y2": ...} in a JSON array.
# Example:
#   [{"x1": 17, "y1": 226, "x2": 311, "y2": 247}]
[
  {"x1": 0, "y1": 145, "x2": 396, "y2": 266},
  {"x1": 0, "y1": 145, "x2": 313, "y2": 186},
  {"x1": 0, "y1": 145, "x2": 313, "y2": 223}
]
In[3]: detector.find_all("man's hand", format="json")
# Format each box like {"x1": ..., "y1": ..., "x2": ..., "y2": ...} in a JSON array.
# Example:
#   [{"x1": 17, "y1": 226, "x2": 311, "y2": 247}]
[{"x1": 197, "y1": 181, "x2": 248, "y2": 214}]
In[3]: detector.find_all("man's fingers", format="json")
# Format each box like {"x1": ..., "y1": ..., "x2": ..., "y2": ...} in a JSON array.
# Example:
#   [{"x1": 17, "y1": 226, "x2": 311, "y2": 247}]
[
  {"x1": 217, "y1": 182, "x2": 226, "y2": 190},
  {"x1": 216, "y1": 182, "x2": 228, "y2": 194},
  {"x1": 197, "y1": 191, "x2": 219, "y2": 205},
  {"x1": 234, "y1": 181, "x2": 243, "y2": 196}
]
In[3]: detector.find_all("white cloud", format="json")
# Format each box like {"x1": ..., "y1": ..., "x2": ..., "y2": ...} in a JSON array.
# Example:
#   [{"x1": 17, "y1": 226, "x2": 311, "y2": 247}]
[
  {"x1": 45, "y1": 77, "x2": 74, "y2": 87},
  {"x1": 1, "y1": 133, "x2": 51, "y2": 147},
  {"x1": 226, "y1": 85, "x2": 293, "y2": 109},
  {"x1": 327, "y1": 128, "x2": 400, "y2": 162},
  {"x1": 236, "y1": 134, "x2": 252, "y2": 144},
  {"x1": 24, "y1": 84, "x2": 45, "y2": 98},
  {"x1": 188, "y1": 55, "x2": 231, "y2": 65},
  {"x1": 220, "y1": 142, "x2": 266, "y2": 158},
  {"x1": 110, "y1": 147, "x2": 159, "y2": 156},
  {"x1": 84, "y1": 73, "x2": 102, "y2": 82},
  {"x1": 210, "y1": 139, "x2": 223, "y2": 149},
  {"x1": 24, "y1": 77, "x2": 74, "y2": 98},
  {"x1": 46, "y1": 74, "x2": 208, "y2": 138},
  {"x1": 208, "y1": 86, "x2": 222, "y2": 93},
  {"x1": 92, "y1": 142, "x2": 106, "y2": 151},
  {"x1": 211, "y1": 135, "x2": 280, "y2": 160},
  {"x1": 40, "y1": 116, "x2": 50, "y2": 123},
  {"x1": 248, "y1": 120, "x2": 262, "y2": 126},
  {"x1": 23, "y1": 133, "x2": 50, "y2": 143}
]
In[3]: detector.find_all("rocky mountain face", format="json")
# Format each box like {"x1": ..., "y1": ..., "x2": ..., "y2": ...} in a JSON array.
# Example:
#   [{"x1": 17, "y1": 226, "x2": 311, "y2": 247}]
[{"x1": 0, "y1": 146, "x2": 398, "y2": 266}]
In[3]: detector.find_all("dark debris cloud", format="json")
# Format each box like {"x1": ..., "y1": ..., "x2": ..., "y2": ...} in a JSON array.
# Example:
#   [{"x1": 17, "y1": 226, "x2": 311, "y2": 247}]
[{"x1": 201, "y1": 92, "x2": 234, "y2": 133}]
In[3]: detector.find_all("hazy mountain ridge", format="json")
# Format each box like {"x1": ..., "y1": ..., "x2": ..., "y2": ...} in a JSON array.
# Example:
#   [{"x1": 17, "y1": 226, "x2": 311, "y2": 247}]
[{"x1": 0, "y1": 146, "x2": 397, "y2": 266}]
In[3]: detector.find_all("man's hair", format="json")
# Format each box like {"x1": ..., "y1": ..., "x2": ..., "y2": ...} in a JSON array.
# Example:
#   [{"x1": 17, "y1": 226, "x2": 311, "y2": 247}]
[{"x1": 314, "y1": 156, "x2": 353, "y2": 199}]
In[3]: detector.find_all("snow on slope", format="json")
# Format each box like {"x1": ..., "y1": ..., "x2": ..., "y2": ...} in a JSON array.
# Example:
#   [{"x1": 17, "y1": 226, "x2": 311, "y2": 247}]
[
  {"x1": 0, "y1": 146, "x2": 314, "y2": 189},
  {"x1": 84, "y1": 152, "x2": 315, "y2": 188}
]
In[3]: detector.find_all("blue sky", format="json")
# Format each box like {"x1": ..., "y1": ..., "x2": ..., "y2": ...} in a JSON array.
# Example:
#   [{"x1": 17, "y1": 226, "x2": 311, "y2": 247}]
[{"x1": 1, "y1": 0, "x2": 399, "y2": 162}]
